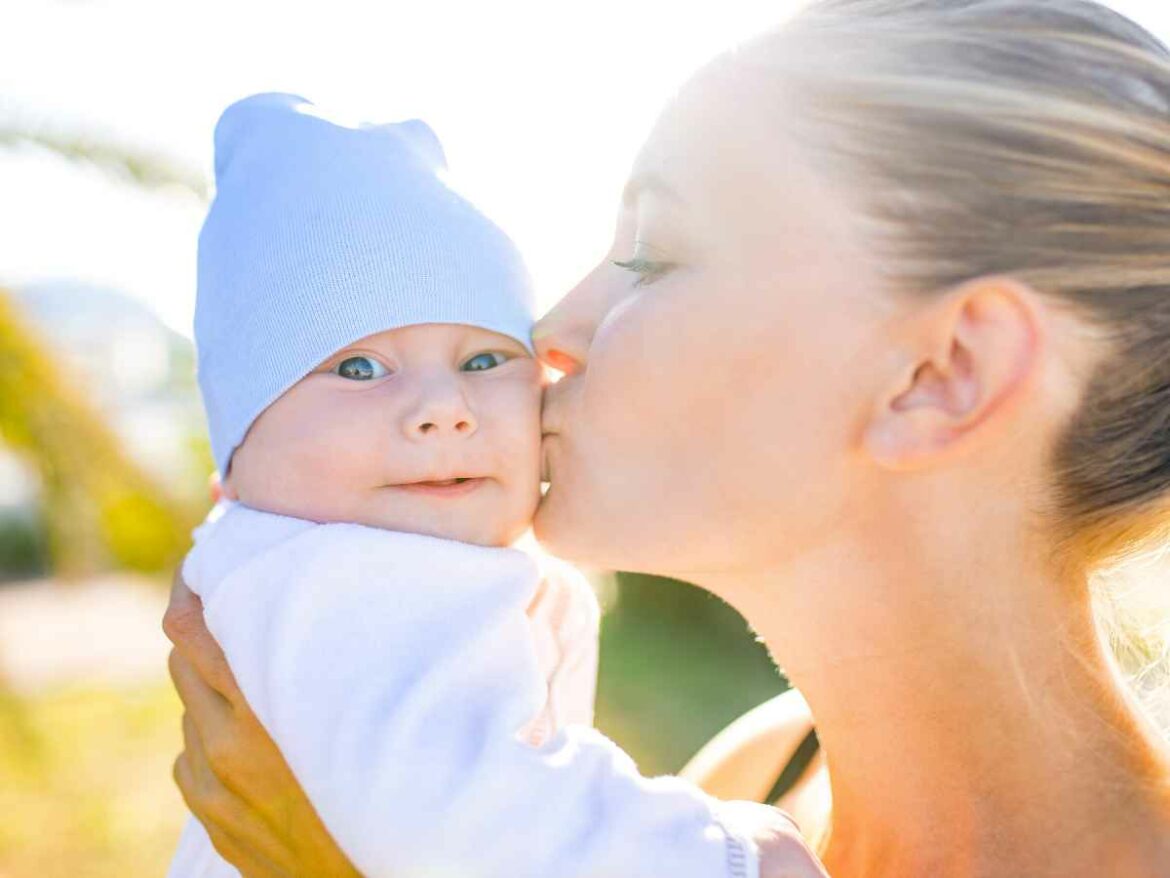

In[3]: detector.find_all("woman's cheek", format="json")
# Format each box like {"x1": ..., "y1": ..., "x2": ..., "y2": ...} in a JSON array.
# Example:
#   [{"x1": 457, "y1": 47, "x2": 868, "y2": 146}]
[
  {"x1": 575, "y1": 301, "x2": 688, "y2": 520},
  {"x1": 586, "y1": 284, "x2": 719, "y2": 460},
  {"x1": 581, "y1": 295, "x2": 663, "y2": 438}
]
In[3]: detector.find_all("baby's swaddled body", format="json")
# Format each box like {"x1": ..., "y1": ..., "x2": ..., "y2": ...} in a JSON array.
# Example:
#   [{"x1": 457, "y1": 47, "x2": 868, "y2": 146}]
[
  {"x1": 168, "y1": 500, "x2": 599, "y2": 878},
  {"x1": 168, "y1": 499, "x2": 766, "y2": 878}
]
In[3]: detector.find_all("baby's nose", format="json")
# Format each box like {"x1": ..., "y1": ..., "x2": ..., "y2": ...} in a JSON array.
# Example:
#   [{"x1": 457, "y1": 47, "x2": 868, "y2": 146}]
[
  {"x1": 403, "y1": 385, "x2": 478, "y2": 439},
  {"x1": 410, "y1": 413, "x2": 476, "y2": 437}
]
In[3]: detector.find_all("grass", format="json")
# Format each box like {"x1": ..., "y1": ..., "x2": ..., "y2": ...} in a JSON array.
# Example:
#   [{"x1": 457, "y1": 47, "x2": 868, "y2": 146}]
[
  {"x1": 595, "y1": 573, "x2": 790, "y2": 774},
  {"x1": 0, "y1": 681, "x2": 186, "y2": 878}
]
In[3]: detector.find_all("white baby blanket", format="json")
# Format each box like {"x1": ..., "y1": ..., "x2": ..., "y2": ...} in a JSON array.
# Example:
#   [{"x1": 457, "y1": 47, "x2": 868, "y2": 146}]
[{"x1": 167, "y1": 501, "x2": 762, "y2": 878}]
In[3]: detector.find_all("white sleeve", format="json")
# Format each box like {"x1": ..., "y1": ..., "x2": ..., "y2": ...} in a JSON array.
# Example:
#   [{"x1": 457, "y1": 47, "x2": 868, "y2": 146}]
[{"x1": 189, "y1": 520, "x2": 762, "y2": 878}]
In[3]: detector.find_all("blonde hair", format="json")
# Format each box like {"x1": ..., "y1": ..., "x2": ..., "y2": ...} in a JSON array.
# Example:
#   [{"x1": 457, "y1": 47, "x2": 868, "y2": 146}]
[{"x1": 728, "y1": 0, "x2": 1170, "y2": 725}]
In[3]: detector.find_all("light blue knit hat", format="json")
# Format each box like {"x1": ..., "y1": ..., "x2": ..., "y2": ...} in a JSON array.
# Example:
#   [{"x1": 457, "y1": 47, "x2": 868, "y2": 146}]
[{"x1": 195, "y1": 92, "x2": 537, "y2": 477}]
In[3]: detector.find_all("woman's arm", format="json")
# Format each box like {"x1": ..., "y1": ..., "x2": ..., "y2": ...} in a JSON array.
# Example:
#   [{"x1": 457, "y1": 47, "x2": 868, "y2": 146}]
[{"x1": 164, "y1": 572, "x2": 362, "y2": 878}]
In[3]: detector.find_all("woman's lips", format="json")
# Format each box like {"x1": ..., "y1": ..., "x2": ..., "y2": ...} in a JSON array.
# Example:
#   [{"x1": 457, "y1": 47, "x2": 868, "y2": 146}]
[
  {"x1": 540, "y1": 434, "x2": 556, "y2": 484},
  {"x1": 393, "y1": 477, "x2": 487, "y2": 497}
]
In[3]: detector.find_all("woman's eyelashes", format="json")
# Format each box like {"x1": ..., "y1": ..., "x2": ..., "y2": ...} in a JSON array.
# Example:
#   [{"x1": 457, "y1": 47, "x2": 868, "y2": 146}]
[
  {"x1": 611, "y1": 257, "x2": 676, "y2": 287},
  {"x1": 611, "y1": 241, "x2": 676, "y2": 287},
  {"x1": 333, "y1": 355, "x2": 391, "y2": 381}
]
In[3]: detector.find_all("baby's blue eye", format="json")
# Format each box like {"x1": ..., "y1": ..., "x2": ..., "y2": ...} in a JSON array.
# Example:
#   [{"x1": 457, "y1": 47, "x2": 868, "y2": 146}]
[
  {"x1": 333, "y1": 356, "x2": 390, "y2": 380},
  {"x1": 462, "y1": 352, "x2": 508, "y2": 372}
]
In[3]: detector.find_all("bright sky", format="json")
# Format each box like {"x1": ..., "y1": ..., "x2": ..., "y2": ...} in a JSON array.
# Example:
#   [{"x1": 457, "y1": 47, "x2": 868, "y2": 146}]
[
  {"x1": 3, "y1": 0, "x2": 1168, "y2": 336},
  {"x1": 1, "y1": 0, "x2": 795, "y2": 335}
]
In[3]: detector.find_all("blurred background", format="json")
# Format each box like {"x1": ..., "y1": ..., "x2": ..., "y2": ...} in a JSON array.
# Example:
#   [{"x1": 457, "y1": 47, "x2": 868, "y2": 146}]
[{"x1": 3, "y1": 1, "x2": 1170, "y2": 876}]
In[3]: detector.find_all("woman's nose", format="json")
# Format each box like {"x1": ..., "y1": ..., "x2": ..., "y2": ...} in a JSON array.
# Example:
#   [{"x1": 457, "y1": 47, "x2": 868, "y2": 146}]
[
  {"x1": 532, "y1": 263, "x2": 618, "y2": 376},
  {"x1": 402, "y1": 378, "x2": 478, "y2": 440},
  {"x1": 532, "y1": 311, "x2": 589, "y2": 377}
]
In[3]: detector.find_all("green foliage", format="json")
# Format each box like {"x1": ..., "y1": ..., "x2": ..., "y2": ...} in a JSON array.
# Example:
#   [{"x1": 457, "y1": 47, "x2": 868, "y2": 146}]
[
  {"x1": 99, "y1": 489, "x2": 192, "y2": 573},
  {"x1": 595, "y1": 573, "x2": 789, "y2": 774},
  {"x1": 0, "y1": 289, "x2": 200, "y2": 577},
  {"x1": 0, "y1": 512, "x2": 49, "y2": 581}
]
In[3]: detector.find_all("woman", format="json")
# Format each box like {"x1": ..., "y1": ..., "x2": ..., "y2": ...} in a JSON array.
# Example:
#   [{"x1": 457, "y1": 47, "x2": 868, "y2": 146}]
[{"x1": 164, "y1": 1, "x2": 1170, "y2": 875}]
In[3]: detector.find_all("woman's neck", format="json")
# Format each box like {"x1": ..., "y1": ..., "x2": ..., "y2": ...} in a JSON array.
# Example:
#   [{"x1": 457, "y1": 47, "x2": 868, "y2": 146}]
[{"x1": 699, "y1": 495, "x2": 1170, "y2": 878}]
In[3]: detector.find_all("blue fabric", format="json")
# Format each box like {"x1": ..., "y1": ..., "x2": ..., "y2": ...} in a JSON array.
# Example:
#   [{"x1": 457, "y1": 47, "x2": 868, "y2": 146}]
[{"x1": 196, "y1": 92, "x2": 536, "y2": 476}]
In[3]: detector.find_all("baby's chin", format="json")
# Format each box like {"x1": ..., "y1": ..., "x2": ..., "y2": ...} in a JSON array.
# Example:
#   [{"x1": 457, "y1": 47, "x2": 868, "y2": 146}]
[
  {"x1": 362, "y1": 513, "x2": 529, "y2": 548},
  {"x1": 360, "y1": 484, "x2": 537, "y2": 547},
  {"x1": 311, "y1": 503, "x2": 529, "y2": 547}
]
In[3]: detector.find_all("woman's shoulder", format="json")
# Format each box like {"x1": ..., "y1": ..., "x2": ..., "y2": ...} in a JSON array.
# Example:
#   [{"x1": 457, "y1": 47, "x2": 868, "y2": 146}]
[
  {"x1": 680, "y1": 688, "x2": 815, "y2": 799},
  {"x1": 680, "y1": 688, "x2": 831, "y2": 843}
]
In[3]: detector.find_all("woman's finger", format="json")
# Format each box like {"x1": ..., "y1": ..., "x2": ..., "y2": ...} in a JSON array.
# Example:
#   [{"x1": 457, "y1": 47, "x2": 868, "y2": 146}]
[
  {"x1": 181, "y1": 710, "x2": 229, "y2": 808},
  {"x1": 176, "y1": 715, "x2": 297, "y2": 877},
  {"x1": 168, "y1": 648, "x2": 233, "y2": 741},
  {"x1": 180, "y1": 772, "x2": 292, "y2": 878},
  {"x1": 162, "y1": 568, "x2": 242, "y2": 702},
  {"x1": 173, "y1": 661, "x2": 321, "y2": 843},
  {"x1": 204, "y1": 824, "x2": 289, "y2": 878},
  {"x1": 173, "y1": 667, "x2": 268, "y2": 814}
]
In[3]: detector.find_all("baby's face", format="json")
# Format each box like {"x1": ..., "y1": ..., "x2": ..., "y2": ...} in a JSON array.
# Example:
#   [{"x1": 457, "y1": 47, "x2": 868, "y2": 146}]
[{"x1": 223, "y1": 323, "x2": 543, "y2": 547}]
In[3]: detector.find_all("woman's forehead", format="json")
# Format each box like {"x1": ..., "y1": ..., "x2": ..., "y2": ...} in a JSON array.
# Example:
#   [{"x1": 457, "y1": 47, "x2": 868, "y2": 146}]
[{"x1": 630, "y1": 75, "x2": 848, "y2": 241}]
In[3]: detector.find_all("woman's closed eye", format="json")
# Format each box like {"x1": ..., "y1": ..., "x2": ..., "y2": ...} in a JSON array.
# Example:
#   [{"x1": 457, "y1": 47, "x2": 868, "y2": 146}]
[
  {"x1": 611, "y1": 257, "x2": 676, "y2": 287},
  {"x1": 333, "y1": 355, "x2": 391, "y2": 381},
  {"x1": 611, "y1": 241, "x2": 677, "y2": 288}
]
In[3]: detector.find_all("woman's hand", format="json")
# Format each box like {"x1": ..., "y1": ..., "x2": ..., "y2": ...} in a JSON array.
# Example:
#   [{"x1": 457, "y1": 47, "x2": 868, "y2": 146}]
[{"x1": 163, "y1": 570, "x2": 363, "y2": 878}]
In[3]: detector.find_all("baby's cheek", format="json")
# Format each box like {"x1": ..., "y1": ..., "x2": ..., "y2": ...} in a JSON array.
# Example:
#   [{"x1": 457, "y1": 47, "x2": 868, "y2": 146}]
[
  {"x1": 253, "y1": 425, "x2": 365, "y2": 517},
  {"x1": 494, "y1": 397, "x2": 543, "y2": 535},
  {"x1": 491, "y1": 367, "x2": 543, "y2": 444}
]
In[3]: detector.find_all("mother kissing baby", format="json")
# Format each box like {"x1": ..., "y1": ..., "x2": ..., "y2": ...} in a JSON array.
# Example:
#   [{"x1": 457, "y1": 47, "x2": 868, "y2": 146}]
[{"x1": 166, "y1": 2, "x2": 1170, "y2": 876}]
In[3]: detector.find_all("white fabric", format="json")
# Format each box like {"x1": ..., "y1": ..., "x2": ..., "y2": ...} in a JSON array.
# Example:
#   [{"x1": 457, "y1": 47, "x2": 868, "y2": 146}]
[{"x1": 167, "y1": 501, "x2": 762, "y2": 878}]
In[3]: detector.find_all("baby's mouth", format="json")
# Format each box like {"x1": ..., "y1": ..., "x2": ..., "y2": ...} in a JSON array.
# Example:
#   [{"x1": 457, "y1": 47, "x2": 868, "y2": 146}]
[{"x1": 391, "y1": 477, "x2": 487, "y2": 496}]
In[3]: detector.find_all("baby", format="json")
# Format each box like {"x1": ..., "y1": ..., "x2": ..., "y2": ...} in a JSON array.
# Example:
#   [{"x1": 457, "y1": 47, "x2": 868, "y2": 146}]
[{"x1": 168, "y1": 93, "x2": 788, "y2": 878}]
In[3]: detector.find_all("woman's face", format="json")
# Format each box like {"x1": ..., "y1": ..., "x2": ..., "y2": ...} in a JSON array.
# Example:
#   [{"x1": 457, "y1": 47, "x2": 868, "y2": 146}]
[{"x1": 533, "y1": 68, "x2": 896, "y2": 580}]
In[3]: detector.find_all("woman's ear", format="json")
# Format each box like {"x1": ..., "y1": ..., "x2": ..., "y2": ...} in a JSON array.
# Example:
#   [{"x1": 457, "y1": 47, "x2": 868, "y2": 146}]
[{"x1": 861, "y1": 276, "x2": 1043, "y2": 471}]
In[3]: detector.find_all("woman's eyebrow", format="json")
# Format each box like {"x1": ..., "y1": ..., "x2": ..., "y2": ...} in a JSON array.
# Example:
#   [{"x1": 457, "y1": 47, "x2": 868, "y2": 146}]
[{"x1": 621, "y1": 171, "x2": 685, "y2": 207}]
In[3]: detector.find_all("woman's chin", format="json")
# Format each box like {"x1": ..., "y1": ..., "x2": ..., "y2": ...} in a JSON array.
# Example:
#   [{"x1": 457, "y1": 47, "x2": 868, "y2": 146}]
[
  {"x1": 533, "y1": 488, "x2": 645, "y2": 573},
  {"x1": 532, "y1": 486, "x2": 602, "y2": 565}
]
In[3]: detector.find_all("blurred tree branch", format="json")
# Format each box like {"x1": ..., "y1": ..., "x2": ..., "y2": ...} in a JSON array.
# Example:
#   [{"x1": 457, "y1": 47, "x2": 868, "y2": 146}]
[
  {"x1": 0, "y1": 109, "x2": 208, "y2": 578},
  {"x1": 0, "y1": 289, "x2": 200, "y2": 577},
  {"x1": 0, "y1": 118, "x2": 209, "y2": 200}
]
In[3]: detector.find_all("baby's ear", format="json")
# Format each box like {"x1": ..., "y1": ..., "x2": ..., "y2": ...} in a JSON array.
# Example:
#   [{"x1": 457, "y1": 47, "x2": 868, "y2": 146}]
[{"x1": 218, "y1": 470, "x2": 239, "y2": 501}]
